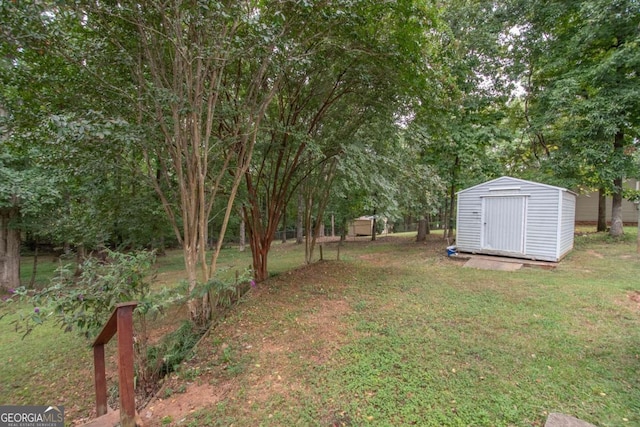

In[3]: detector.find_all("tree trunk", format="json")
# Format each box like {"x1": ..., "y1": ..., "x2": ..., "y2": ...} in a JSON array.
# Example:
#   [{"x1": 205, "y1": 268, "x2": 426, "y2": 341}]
[
  {"x1": 244, "y1": 207, "x2": 273, "y2": 283},
  {"x1": 446, "y1": 179, "x2": 457, "y2": 240},
  {"x1": 281, "y1": 210, "x2": 287, "y2": 244},
  {"x1": 442, "y1": 202, "x2": 449, "y2": 238},
  {"x1": 597, "y1": 188, "x2": 607, "y2": 232},
  {"x1": 304, "y1": 201, "x2": 313, "y2": 263},
  {"x1": 184, "y1": 247, "x2": 202, "y2": 324},
  {"x1": 29, "y1": 241, "x2": 38, "y2": 288},
  {"x1": 331, "y1": 214, "x2": 335, "y2": 237},
  {"x1": 0, "y1": 208, "x2": 21, "y2": 291},
  {"x1": 304, "y1": 196, "x2": 328, "y2": 264},
  {"x1": 243, "y1": 174, "x2": 284, "y2": 282},
  {"x1": 416, "y1": 218, "x2": 427, "y2": 242},
  {"x1": 371, "y1": 208, "x2": 377, "y2": 241},
  {"x1": 239, "y1": 214, "x2": 246, "y2": 252},
  {"x1": 296, "y1": 192, "x2": 304, "y2": 244},
  {"x1": 74, "y1": 244, "x2": 87, "y2": 276},
  {"x1": 610, "y1": 177, "x2": 624, "y2": 237},
  {"x1": 303, "y1": 159, "x2": 338, "y2": 263},
  {"x1": 610, "y1": 132, "x2": 625, "y2": 237},
  {"x1": 445, "y1": 156, "x2": 459, "y2": 240}
]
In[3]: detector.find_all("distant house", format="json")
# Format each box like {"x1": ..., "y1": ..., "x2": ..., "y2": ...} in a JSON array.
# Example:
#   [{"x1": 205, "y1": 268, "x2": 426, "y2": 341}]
[
  {"x1": 456, "y1": 176, "x2": 576, "y2": 262},
  {"x1": 574, "y1": 179, "x2": 639, "y2": 224}
]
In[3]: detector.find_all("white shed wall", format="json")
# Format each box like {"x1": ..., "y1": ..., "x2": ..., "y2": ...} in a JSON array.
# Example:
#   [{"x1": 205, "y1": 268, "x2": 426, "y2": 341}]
[
  {"x1": 522, "y1": 181, "x2": 560, "y2": 261},
  {"x1": 559, "y1": 191, "x2": 576, "y2": 258},
  {"x1": 456, "y1": 190, "x2": 483, "y2": 251}
]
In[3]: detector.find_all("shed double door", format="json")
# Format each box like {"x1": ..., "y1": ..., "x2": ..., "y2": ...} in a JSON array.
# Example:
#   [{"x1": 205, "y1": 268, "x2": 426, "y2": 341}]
[{"x1": 481, "y1": 195, "x2": 527, "y2": 255}]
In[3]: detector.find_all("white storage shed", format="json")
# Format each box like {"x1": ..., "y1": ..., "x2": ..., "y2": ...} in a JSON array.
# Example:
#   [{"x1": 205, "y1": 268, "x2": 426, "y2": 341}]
[{"x1": 456, "y1": 176, "x2": 576, "y2": 262}]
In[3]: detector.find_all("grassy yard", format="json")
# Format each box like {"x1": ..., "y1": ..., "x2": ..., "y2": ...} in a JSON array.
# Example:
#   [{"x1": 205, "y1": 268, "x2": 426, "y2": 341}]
[{"x1": 2, "y1": 231, "x2": 640, "y2": 426}]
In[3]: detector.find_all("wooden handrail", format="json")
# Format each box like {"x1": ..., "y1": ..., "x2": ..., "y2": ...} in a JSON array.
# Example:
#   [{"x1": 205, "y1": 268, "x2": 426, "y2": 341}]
[{"x1": 92, "y1": 302, "x2": 138, "y2": 427}]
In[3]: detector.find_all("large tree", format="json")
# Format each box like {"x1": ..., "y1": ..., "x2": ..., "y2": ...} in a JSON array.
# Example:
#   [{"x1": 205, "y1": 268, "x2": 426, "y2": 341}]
[
  {"x1": 402, "y1": 0, "x2": 511, "y2": 239},
  {"x1": 0, "y1": 2, "x2": 86, "y2": 289},
  {"x1": 2, "y1": 1, "x2": 297, "y2": 323},
  {"x1": 242, "y1": 0, "x2": 441, "y2": 281},
  {"x1": 109, "y1": 2, "x2": 282, "y2": 323},
  {"x1": 1, "y1": 2, "x2": 176, "y2": 289},
  {"x1": 506, "y1": 0, "x2": 640, "y2": 236}
]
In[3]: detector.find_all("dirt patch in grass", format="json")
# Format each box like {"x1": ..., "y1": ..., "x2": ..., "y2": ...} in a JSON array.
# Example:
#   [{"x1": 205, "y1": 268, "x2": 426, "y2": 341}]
[
  {"x1": 142, "y1": 381, "x2": 234, "y2": 425},
  {"x1": 141, "y1": 260, "x2": 355, "y2": 426},
  {"x1": 587, "y1": 249, "x2": 605, "y2": 259},
  {"x1": 627, "y1": 291, "x2": 640, "y2": 309}
]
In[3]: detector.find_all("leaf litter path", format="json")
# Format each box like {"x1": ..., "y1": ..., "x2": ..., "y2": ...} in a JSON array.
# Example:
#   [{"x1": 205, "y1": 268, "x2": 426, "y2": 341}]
[{"x1": 140, "y1": 235, "x2": 444, "y2": 426}]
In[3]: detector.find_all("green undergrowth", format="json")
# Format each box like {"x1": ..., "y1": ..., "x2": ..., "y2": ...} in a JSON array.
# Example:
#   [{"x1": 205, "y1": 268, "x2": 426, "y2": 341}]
[{"x1": 146, "y1": 321, "x2": 203, "y2": 377}]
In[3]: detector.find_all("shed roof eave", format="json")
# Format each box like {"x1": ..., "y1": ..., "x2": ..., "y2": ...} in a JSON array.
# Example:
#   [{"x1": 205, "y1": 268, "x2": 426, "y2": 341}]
[{"x1": 456, "y1": 176, "x2": 575, "y2": 196}]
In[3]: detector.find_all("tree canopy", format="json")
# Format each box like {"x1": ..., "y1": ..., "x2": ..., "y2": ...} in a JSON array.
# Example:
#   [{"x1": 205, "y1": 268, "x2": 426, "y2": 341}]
[{"x1": 2, "y1": 0, "x2": 638, "y2": 318}]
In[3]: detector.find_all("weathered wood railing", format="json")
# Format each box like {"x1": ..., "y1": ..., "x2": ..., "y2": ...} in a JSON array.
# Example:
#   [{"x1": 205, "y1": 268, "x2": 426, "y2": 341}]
[{"x1": 92, "y1": 302, "x2": 138, "y2": 427}]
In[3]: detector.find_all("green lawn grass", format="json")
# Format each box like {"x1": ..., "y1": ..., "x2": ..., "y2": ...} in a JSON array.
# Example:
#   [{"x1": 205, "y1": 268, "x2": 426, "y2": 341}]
[
  {"x1": 324, "y1": 251, "x2": 639, "y2": 426},
  {"x1": 18, "y1": 255, "x2": 73, "y2": 289},
  {"x1": 3, "y1": 230, "x2": 640, "y2": 426},
  {"x1": 183, "y1": 231, "x2": 640, "y2": 427},
  {"x1": 0, "y1": 310, "x2": 95, "y2": 417},
  {"x1": 0, "y1": 239, "x2": 321, "y2": 423}
]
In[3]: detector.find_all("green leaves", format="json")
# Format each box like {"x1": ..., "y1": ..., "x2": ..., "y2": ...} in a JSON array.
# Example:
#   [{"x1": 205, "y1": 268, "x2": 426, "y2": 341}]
[
  {"x1": 487, "y1": 0, "x2": 640, "y2": 196},
  {"x1": 0, "y1": 145, "x2": 60, "y2": 216},
  {"x1": 8, "y1": 249, "x2": 158, "y2": 339}
]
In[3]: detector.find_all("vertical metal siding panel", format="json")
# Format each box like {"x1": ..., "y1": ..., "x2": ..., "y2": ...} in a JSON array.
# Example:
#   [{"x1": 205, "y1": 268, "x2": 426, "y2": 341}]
[
  {"x1": 559, "y1": 192, "x2": 576, "y2": 257},
  {"x1": 456, "y1": 190, "x2": 483, "y2": 252},
  {"x1": 556, "y1": 190, "x2": 563, "y2": 261},
  {"x1": 523, "y1": 183, "x2": 559, "y2": 261}
]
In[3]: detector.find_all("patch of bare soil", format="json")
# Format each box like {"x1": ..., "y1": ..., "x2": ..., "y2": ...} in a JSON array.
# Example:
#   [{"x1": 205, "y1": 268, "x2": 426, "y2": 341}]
[
  {"x1": 142, "y1": 381, "x2": 234, "y2": 424},
  {"x1": 141, "y1": 260, "x2": 355, "y2": 426},
  {"x1": 627, "y1": 290, "x2": 640, "y2": 309},
  {"x1": 586, "y1": 249, "x2": 604, "y2": 259}
]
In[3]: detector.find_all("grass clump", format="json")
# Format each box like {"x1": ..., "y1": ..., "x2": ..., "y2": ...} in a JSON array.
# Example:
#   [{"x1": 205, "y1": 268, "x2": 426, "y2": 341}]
[{"x1": 145, "y1": 321, "x2": 202, "y2": 379}]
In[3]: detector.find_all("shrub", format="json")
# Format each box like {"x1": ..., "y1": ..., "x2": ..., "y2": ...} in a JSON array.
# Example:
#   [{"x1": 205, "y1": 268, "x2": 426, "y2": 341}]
[{"x1": 7, "y1": 249, "x2": 158, "y2": 338}]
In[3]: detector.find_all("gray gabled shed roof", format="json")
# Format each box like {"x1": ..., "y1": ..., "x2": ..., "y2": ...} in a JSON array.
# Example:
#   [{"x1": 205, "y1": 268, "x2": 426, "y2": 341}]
[{"x1": 456, "y1": 176, "x2": 576, "y2": 196}]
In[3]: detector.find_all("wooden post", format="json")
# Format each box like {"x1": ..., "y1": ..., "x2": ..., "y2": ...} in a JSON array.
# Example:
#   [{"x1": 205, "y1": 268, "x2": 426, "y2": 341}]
[
  {"x1": 636, "y1": 183, "x2": 640, "y2": 254},
  {"x1": 92, "y1": 302, "x2": 137, "y2": 425},
  {"x1": 93, "y1": 344, "x2": 107, "y2": 416},
  {"x1": 636, "y1": 202, "x2": 640, "y2": 254},
  {"x1": 331, "y1": 214, "x2": 335, "y2": 237},
  {"x1": 117, "y1": 304, "x2": 136, "y2": 427}
]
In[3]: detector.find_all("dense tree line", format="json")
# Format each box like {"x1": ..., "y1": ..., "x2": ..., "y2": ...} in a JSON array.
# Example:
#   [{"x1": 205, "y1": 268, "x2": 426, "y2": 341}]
[{"x1": 1, "y1": 0, "x2": 638, "y2": 323}]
